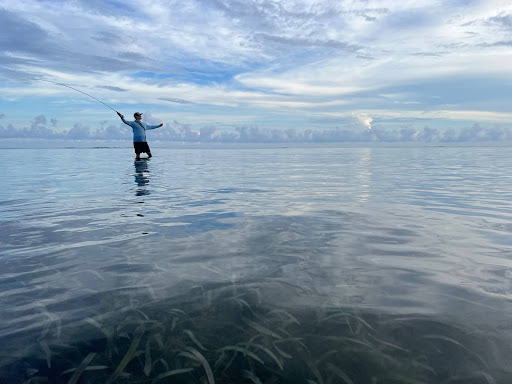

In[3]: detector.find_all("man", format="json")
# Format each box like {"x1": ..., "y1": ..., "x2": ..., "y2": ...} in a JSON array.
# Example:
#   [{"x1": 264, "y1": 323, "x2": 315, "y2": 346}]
[{"x1": 117, "y1": 111, "x2": 163, "y2": 160}]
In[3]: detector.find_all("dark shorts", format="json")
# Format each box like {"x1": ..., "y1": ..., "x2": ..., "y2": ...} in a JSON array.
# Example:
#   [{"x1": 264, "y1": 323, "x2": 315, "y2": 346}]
[{"x1": 133, "y1": 142, "x2": 150, "y2": 154}]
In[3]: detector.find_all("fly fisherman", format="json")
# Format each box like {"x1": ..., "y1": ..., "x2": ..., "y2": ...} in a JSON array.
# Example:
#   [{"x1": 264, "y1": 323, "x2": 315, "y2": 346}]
[{"x1": 117, "y1": 111, "x2": 163, "y2": 160}]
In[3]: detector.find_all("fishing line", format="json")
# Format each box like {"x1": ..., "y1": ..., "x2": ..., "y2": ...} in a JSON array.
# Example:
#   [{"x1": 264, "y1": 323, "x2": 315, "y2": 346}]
[{"x1": 39, "y1": 79, "x2": 119, "y2": 113}]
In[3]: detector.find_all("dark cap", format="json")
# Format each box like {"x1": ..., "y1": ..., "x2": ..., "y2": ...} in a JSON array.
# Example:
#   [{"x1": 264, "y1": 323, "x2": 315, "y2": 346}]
[{"x1": 134, "y1": 112, "x2": 143, "y2": 117}]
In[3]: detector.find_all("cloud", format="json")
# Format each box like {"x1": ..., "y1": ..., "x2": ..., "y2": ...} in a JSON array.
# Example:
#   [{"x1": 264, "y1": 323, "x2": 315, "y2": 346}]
[
  {"x1": 90, "y1": 31, "x2": 125, "y2": 45},
  {"x1": 66, "y1": 123, "x2": 91, "y2": 139},
  {"x1": 99, "y1": 86, "x2": 127, "y2": 92},
  {"x1": 0, "y1": 4, "x2": 160, "y2": 81},
  {"x1": 1, "y1": 113, "x2": 511, "y2": 144},
  {"x1": 2, "y1": 0, "x2": 512, "y2": 139},
  {"x1": 479, "y1": 41, "x2": 512, "y2": 47},
  {"x1": 138, "y1": 111, "x2": 162, "y2": 126},
  {"x1": 0, "y1": 8, "x2": 56, "y2": 56},
  {"x1": 158, "y1": 97, "x2": 195, "y2": 104},
  {"x1": 32, "y1": 115, "x2": 47, "y2": 127},
  {"x1": 94, "y1": 122, "x2": 127, "y2": 140},
  {"x1": 487, "y1": 13, "x2": 512, "y2": 28},
  {"x1": 252, "y1": 33, "x2": 362, "y2": 52},
  {"x1": 355, "y1": 114, "x2": 373, "y2": 131}
]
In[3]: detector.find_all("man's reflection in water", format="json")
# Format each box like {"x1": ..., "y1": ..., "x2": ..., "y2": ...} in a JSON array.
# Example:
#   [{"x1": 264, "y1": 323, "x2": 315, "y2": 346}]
[{"x1": 134, "y1": 159, "x2": 150, "y2": 196}]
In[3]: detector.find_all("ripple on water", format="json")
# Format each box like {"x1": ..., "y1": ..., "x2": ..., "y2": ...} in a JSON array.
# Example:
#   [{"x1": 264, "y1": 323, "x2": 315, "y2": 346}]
[{"x1": 1, "y1": 147, "x2": 512, "y2": 382}]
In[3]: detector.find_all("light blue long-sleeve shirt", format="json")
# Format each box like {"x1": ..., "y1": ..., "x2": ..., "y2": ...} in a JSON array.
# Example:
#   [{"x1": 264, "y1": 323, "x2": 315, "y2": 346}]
[{"x1": 121, "y1": 117, "x2": 161, "y2": 142}]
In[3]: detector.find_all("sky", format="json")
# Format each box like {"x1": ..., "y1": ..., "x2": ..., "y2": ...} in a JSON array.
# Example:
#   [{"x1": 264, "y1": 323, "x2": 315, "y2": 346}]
[{"x1": 1, "y1": 0, "x2": 512, "y2": 143}]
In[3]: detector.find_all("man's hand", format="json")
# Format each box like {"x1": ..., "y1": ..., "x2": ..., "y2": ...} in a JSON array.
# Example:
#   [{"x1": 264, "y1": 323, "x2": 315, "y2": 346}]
[
  {"x1": 117, "y1": 111, "x2": 124, "y2": 118},
  {"x1": 159, "y1": 123, "x2": 163, "y2": 127}
]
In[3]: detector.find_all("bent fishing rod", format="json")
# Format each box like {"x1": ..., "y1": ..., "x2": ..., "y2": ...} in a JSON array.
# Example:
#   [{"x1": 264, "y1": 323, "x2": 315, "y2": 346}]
[{"x1": 39, "y1": 79, "x2": 119, "y2": 113}]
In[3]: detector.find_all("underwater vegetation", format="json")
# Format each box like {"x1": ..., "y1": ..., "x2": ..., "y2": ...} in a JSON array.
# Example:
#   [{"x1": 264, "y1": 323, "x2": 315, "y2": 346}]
[{"x1": 1, "y1": 281, "x2": 509, "y2": 384}]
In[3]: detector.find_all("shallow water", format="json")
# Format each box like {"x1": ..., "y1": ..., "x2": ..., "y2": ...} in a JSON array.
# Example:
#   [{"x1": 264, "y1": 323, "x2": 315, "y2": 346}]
[{"x1": 1, "y1": 146, "x2": 512, "y2": 382}]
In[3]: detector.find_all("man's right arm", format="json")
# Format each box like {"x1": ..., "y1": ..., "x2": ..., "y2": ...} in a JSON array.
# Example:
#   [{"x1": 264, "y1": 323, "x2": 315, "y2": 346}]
[{"x1": 117, "y1": 112, "x2": 130, "y2": 126}]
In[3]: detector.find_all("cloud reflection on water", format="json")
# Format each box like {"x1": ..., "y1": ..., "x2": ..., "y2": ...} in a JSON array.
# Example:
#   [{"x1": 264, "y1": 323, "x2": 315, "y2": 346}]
[{"x1": 1, "y1": 146, "x2": 512, "y2": 381}]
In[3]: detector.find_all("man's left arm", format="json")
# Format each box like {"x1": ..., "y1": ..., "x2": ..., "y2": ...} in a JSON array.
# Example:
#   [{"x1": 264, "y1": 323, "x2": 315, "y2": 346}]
[{"x1": 146, "y1": 123, "x2": 163, "y2": 130}]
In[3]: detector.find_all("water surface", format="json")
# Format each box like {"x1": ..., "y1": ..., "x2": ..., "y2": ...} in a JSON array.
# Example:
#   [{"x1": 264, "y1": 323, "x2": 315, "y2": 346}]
[{"x1": 1, "y1": 146, "x2": 511, "y2": 382}]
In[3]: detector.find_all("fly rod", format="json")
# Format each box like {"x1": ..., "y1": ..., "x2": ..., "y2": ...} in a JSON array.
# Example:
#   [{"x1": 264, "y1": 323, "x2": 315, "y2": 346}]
[{"x1": 39, "y1": 79, "x2": 119, "y2": 113}]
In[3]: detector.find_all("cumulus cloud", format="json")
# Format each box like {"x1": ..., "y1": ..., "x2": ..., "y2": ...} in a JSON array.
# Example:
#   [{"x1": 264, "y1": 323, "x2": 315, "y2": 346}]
[
  {"x1": 354, "y1": 114, "x2": 373, "y2": 131},
  {"x1": 66, "y1": 123, "x2": 91, "y2": 139},
  {"x1": 139, "y1": 111, "x2": 162, "y2": 126},
  {"x1": 32, "y1": 115, "x2": 46, "y2": 127},
  {"x1": 1, "y1": 113, "x2": 511, "y2": 144},
  {"x1": 95, "y1": 123, "x2": 126, "y2": 140}
]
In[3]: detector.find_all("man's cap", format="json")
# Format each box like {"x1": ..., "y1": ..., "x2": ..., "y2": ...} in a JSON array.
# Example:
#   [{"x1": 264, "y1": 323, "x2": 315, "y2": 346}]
[{"x1": 134, "y1": 112, "x2": 143, "y2": 117}]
